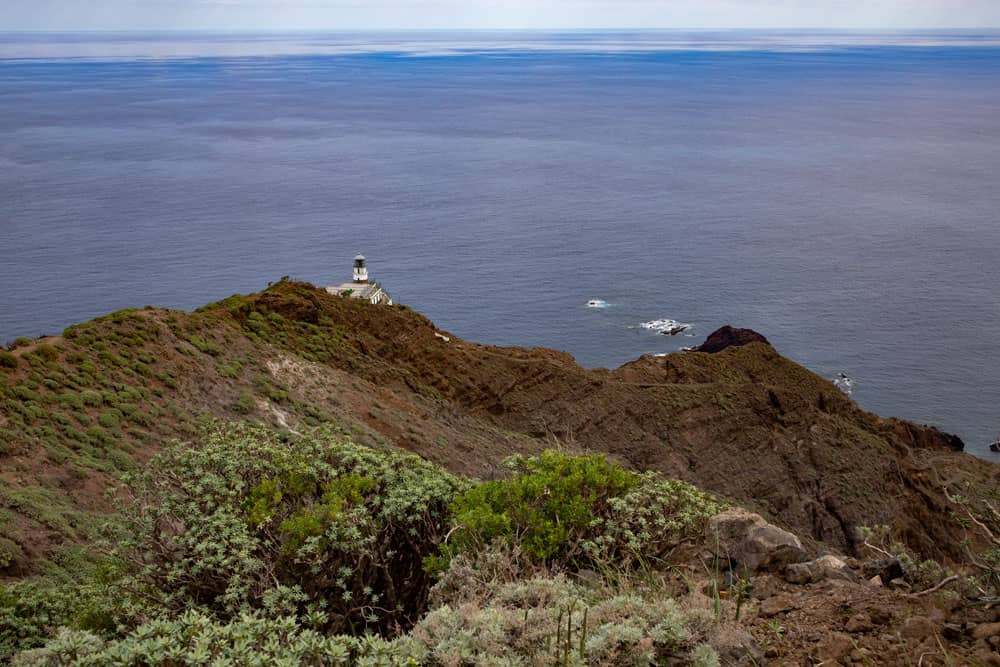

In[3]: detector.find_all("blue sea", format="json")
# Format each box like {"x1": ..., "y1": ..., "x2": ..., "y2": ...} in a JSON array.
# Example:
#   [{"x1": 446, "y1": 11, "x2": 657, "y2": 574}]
[{"x1": 1, "y1": 32, "x2": 999, "y2": 456}]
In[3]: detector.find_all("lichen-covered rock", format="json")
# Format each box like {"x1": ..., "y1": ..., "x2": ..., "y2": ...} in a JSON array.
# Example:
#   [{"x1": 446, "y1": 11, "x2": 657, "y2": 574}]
[
  {"x1": 707, "y1": 509, "x2": 806, "y2": 573},
  {"x1": 785, "y1": 555, "x2": 856, "y2": 584}
]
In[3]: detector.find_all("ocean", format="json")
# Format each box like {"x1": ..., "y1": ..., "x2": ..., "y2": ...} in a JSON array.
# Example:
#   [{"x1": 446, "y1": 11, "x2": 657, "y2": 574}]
[{"x1": 1, "y1": 32, "x2": 998, "y2": 456}]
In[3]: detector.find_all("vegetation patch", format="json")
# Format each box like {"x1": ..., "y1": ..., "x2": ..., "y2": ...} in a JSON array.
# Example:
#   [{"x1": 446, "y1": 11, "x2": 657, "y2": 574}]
[
  {"x1": 441, "y1": 450, "x2": 724, "y2": 572},
  {"x1": 106, "y1": 422, "x2": 467, "y2": 635}
]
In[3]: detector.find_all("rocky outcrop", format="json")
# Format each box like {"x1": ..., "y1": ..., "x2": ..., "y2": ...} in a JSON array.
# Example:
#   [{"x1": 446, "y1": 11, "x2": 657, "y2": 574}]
[
  {"x1": 694, "y1": 326, "x2": 770, "y2": 354},
  {"x1": 707, "y1": 510, "x2": 806, "y2": 572}
]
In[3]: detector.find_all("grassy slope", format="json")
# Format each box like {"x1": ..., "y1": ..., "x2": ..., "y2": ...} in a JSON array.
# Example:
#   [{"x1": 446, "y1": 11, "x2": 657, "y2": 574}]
[{"x1": 1, "y1": 280, "x2": 997, "y2": 577}]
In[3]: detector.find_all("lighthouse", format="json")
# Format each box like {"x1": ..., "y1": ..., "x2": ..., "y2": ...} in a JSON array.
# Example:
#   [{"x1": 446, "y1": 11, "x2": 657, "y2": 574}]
[
  {"x1": 327, "y1": 255, "x2": 393, "y2": 306},
  {"x1": 353, "y1": 255, "x2": 368, "y2": 283}
]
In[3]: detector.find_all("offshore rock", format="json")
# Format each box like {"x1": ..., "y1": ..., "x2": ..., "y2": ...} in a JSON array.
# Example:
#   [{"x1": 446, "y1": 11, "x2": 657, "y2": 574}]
[{"x1": 695, "y1": 326, "x2": 771, "y2": 354}]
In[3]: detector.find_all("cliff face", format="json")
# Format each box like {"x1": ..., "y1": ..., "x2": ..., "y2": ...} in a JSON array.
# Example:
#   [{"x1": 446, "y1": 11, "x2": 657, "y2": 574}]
[{"x1": 1, "y1": 280, "x2": 997, "y2": 575}]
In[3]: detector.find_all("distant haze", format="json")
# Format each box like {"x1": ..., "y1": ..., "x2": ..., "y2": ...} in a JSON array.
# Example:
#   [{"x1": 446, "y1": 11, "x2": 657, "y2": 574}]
[{"x1": 2, "y1": 0, "x2": 1000, "y2": 31}]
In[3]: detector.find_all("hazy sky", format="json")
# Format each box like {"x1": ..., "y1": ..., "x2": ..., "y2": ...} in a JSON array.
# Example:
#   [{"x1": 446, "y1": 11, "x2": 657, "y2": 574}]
[{"x1": 3, "y1": 0, "x2": 1000, "y2": 31}]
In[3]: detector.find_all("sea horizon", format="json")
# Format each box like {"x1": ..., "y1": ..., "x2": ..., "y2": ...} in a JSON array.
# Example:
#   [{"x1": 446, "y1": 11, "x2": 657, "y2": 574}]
[{"x1": 2, "y1": 30, "x2": 998, "y2": 456}]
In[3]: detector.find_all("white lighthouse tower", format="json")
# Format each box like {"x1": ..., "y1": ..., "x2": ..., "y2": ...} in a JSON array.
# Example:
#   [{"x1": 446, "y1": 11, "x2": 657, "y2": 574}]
[
  {"x1": 327, "y1": 255, "x2": 392, "y2": 305},
  {"x1": 353, "y1": 255, "x2": 368, "y2": 283}
]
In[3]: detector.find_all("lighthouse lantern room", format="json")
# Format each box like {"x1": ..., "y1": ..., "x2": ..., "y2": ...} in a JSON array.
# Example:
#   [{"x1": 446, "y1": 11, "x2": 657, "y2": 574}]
[{"x1": 353, "y1": 255, "x2": 369, "y2": 283}]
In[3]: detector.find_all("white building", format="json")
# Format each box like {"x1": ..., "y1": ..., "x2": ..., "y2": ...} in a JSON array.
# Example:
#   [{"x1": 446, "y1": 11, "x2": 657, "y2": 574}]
[{"x1": 325, "y1": 255, "x2": 393, "y2": 305}]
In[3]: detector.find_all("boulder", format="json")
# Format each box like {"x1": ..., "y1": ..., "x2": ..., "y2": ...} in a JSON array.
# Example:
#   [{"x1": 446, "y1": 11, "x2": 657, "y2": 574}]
[
  {"x1": 707, "y1": 509, "x2": 806, "y2": 573},
  {"x1": 785, "y1": 555, "x2": 856, "y2": 585}
]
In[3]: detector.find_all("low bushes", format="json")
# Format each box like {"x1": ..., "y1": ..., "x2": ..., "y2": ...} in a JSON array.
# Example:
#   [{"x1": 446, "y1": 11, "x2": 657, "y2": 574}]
[
  {"x1": 10, "y1": 423, "x2": 730, "y2": 665},
  {"x1": 14, "y1": 577, "x2": 722, "y2": 667},
  {"x1": 12, "y1": 612, "x2": 429, "y2": 667},
  {"x1": 107, "y1": 422, "x2": 468, "y2": 635},
  {"x1": 444, "y1": 450, "x2": 724, "y2": 571}
]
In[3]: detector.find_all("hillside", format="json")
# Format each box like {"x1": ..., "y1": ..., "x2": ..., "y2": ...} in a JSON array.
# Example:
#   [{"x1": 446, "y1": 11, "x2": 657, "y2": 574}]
[
  {"x1": 6, "y1": 280, "x2": 1000, "y2": 664},
  {"x1": 1, "y1": 279, "x2": 997, "y2": 578}
]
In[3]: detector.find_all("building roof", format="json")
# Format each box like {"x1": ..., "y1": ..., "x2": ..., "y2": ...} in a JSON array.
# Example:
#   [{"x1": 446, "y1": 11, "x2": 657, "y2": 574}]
[
  {"x1": 354, "y1": 254, "x2": 366, "y2": 261},
  {"x1": 326, "y1": 282, "x2": 384, "y2": 300}
]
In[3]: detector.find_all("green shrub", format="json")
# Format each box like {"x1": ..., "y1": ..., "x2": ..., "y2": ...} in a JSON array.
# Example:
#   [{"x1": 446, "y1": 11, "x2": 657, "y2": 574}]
[
  {"x1": 107, "y1": 422, "x2": 468, "y2": 635},
  {"x1": 0, "y1": 487, "x2": 76, "y2": 535},
  {"x1": 415, "y1": 575, "x2": 697, "y2": 666},
  {"x1": 187, "y1": 336, "x2": 220, "y2": 356},
  {"x1": 0, "y1": 583, "x2": 79, "y2": 661},
  {"x1": 0, "y1": 351, "x2": 16, "y2": 369},
  {"x1": 78, "y1": 391, "x2": 102, "y2": 408},
  {"x1": 12, "y1": 386, "x2": 41, "y2": 403},
  {"x1": 15, "y1": 576, "x2": 717, "y2": 667},
  {"x1": 446, "y1": 450, "x2": 723, "y2": 570},
  {"x1": 97, "y1": 409, "x2": 121, "y2": 430},
  {"x1": 13, "y1": 611, "x2": 428, "y2": 666},
  {"x1": 232, "y1": 389, "x2": 256, "y2": 414},
  {"x1": 216, "y1": 360, "x2": 243, "y2": 379},
  {"x1": 32, "y1": 346, "x2": 59, "y2": 363}
]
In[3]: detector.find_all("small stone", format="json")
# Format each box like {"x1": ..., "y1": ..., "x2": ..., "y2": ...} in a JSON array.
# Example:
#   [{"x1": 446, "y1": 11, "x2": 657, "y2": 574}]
[
  {"x1": 868, "y1": 575, "x2": 883, "y2": 587},
  {"x1": 871, "y1": 608, "x2": 893, "y2": 625},
  {"x1": 942, "y1": 623, "x2": 963, "y2": 641},
  {"x1": 973, "y1": 622, "x2": 1000, "y2": 640},
  {"x1": 817, "y1": 632, "x2": 854, "y2": 662},
  {"x1": 900, "y1": 616, "x2": 938, "y2": 640},
  {"x1": 862, "y1": 557, "x2": 904, "y2": 583},
  {"x1": 760, "y1": 594, "x2": 796, "y2": 618},
  {"x1": 846, "y1": 613, "x2": 873, "y2": 633}
]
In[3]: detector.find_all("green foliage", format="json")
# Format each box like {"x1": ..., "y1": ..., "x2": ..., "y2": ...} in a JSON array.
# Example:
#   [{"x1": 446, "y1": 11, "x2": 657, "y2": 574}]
[
  {"x1": 412, "y1": 574, "x2": 707, "y2": 666},
  {"x1": 447, "y1": 450, "x2": 723, "y2": 570},
  {"x1": 216, "y1": 359, "x2": 243, "y2": 379},
  {"x1": 13, "y1": 611, "x2": 429, "y2": 667},
  {"x1": 108, "y1": 422, "x2": 468, "y2": 635},
  {"x1": 582, "y1": 474, "x2": 725, "y2": 565},
  {"x1": 0, "y1": 351, "x2": 17, "y2": 369},
  {"x1": 0, "y1": 487, "x2": 78, "y2": 536},
  {"x1": 97, "y1": 409, "x2": 121, "y2": 430},
  {"x1": 14, "y1": 575, "x2": 716, "y2": 667},
  {"x1": 78, "y1": 391, "x2": 102, "y2": 408},
  {"x1": 232, "y1": 389, "x2": 256, "y2": 414},
  {"x1": 32, "y1": 346, "x2": 60, "y2": 363},
  {"x1": 0, "y1": 578, "x2": 117, "y2": 663},
  {"x1": 451, "y1": 451, "x2": 639, "y2": 564},
  {"x1": 186, "y1": 336, "x2": 220, "y2": 357}
]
